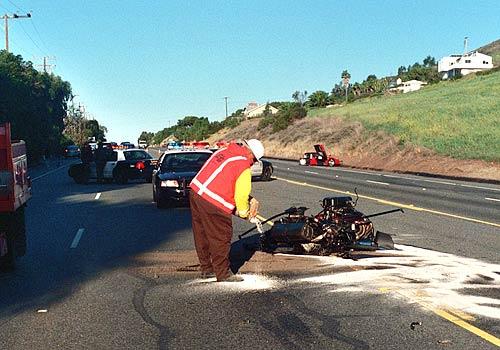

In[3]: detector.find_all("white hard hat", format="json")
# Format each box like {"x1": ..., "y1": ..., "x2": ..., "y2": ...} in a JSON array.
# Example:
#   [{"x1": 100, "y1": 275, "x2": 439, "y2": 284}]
[{"x1": 245, "y1": 139, "x2": 264, "y2": 160}]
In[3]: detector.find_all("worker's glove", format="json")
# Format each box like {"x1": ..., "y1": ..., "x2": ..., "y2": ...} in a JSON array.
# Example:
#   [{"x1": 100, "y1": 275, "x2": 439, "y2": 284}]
[
  {"x1": 249, "y1": 197, "x2": 259, "y2": 219},
  {"x1": 249, "y1": 217, "x2": 263, "y2": 234}
]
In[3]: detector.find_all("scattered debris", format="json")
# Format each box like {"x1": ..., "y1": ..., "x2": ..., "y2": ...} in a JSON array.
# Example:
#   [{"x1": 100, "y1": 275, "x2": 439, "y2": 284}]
[
  {"x1": 437, "y1": 339, "x2": 452, "y2": 345},
  {"x1": 410, "y1": 321, "x2": 422, "y2": 330},
  {"x1": 37, "y1": 309, "x2": 48, "y2": 313}
]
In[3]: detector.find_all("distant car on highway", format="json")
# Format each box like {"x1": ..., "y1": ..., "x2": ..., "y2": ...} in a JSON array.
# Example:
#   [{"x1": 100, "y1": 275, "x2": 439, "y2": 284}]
[
  {"x1": 64, "y1": 145, "x2": 81, "y2": 158},
  {"x1": 68, "y1": 149, "x2": 156, "y2": 184},
  {"x1": 152, "y1": 149, "x2": 212, "y2": 208}
]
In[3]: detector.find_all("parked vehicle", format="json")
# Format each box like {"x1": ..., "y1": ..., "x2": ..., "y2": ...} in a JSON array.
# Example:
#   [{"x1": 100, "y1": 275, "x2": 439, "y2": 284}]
[
  {"x1": 152, "y1": 149, "x2": 212, "y2": 208},
  {"x1": 120, "y1": 142, "x2": 135, "y2": 149},
  {"x1": 0, "y1": 123, "x2": 31, "y2": 270},
  {"x1": 251, "y1": 159, "x2": 273, "y2": 181},
  {"x1": 68, "y1": 148, "x2": 156, "y2": 184},
  {"x1": 64, "y1": 145, "x2": 81, "y2": 158},
  {"x1": 299, "y1": 144, "x2": 341, "y2": 167}
]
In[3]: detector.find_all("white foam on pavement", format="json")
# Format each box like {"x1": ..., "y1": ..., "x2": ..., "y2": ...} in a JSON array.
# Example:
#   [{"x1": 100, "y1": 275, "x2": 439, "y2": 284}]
[
  {"x1": 188, "y1": 274, "x2": 280, "y2": 292},
  {"x1": 297, "y1": 245, "x2": 500, "y2": 319}
]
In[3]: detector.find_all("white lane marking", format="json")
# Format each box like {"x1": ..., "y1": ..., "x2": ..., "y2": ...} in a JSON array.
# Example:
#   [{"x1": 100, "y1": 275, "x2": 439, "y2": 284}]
[
  {"x1": 95, "y1": 192, "x2": 101, "y2": 200},
  {"x1": 383, "y1": 174, "x2": 457, "y2": 186},
  {"x1": 276, "y1": 159, "x2": 500, "y2": 192},
  {"x1": 366, "y1": 180, "x2": 390, "y2": 186},
  {"x1": 70, "y1": 228, "x2": 85, "y2": 249},
  {"x1": 485, "y1": 197, "x2": 500, "y2": 202},
  {"x1": 32, "y1": 163, "x2": 70, "y2": 181},
  {"x1": 461, "y1": 184, "x2": 500, "y2": 192},
  {"x1": 332, "y1": 168, "x2": 377, "y2": 175},
  {"x1": 304, "y1": 170, "x2": 319, "y2": 175}
]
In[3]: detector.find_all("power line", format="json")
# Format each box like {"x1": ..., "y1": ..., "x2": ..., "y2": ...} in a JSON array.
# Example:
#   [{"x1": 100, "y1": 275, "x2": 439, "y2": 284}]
[
  {"x1": 2, "y1": 12, "x2": 32, "y2": 52},
  {"x1": 6, "y1": 0, "x2": 25, "y2": 12},
  {"x1": 30, "y1": 18, "x2": 50, "y2": 53},
  {"x1": 18, "y1": 20, "x2": 46, "y2": 55}
]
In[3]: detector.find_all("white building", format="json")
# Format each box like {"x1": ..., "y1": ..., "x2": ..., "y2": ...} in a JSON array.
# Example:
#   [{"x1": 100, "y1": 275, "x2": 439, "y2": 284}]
[
  {"x1": 391, "y1": 79, "x2": 427, "y2": 93},
  {"x1": 438, "y1": 52, "x2": 493, "y2": 79},
  {"x1": 243, "y1": 102, "x2": 279, "y2": 119}
]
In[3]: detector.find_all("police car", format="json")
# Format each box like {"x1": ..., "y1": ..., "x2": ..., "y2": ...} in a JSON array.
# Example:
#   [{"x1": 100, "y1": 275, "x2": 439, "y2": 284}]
[{"x1": 68, "y1": 148, "x2": 156, "y2": 184}]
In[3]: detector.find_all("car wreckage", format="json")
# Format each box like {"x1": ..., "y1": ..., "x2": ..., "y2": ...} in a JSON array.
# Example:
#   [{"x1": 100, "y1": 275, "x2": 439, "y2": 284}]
[{"x1": 239, "y1": 192, "x2": 403, "y2": 257}]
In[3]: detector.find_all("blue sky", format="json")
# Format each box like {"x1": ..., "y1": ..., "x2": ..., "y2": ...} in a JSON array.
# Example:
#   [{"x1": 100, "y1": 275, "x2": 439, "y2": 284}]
[{"x1": 2, "y1": 0, "x2": 499, "y2": 143}]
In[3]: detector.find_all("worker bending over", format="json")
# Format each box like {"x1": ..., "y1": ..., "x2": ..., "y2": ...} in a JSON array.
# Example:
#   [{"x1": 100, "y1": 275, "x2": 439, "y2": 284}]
[{"x1": 190, "y1": 139, "x2": 263, "y2": 282}]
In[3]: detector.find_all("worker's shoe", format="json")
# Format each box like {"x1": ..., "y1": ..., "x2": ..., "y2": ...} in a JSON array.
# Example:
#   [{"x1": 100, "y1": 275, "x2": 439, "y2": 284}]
[
  {"x1": 200, "y1": 271, "x2": 215, "y2": 279},
  {"x1": 217, "y1": 272, "x2": 244, "y2": 282}
]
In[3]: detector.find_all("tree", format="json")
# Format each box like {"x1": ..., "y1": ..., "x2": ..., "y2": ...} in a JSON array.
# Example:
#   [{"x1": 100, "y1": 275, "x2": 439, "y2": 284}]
[
  {"x1": 138, "y1": 131, "x2": 154, "y2": 144},
  {"x1": 292, "y1": 90, "x2": 308, "y2": 106},
  {"x1": 0, "y1": 50, "x2": 73, "y2": 160},
  {"x1": 423, "y1": 55, "x2": 436, "y2": 67},
  {"x1": 307, "y1": 90, "x2": 329, "y2": 108}
]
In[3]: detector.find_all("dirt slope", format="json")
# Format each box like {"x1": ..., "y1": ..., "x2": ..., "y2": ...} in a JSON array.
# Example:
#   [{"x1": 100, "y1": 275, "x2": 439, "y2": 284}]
[{"x1": 206, "y1": 117, "x2": 500, "y2": 181}]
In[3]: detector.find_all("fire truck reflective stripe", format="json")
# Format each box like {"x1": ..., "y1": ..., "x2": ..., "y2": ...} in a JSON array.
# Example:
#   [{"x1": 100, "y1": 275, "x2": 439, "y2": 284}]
[
  {"x1": 196, "y1": 156, "x2": 247, "y2": 196},
  {"x1": 191, "y1": 178, "x2": 235, "y2": 210},
  {"x1": 70, "y1": 228, "x2": 85, "y2": 249}
]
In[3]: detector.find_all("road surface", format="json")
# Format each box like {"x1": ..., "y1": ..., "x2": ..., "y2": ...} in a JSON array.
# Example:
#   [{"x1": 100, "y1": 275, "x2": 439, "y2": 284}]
[{"x1": 0, "y1": 158, "x2": 499, "y2": 349}]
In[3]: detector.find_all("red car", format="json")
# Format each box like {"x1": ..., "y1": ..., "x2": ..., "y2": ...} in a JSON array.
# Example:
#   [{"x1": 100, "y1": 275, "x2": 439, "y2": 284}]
[{"x1": 299, "y1": 144, "x2": 341, "y2": 167}]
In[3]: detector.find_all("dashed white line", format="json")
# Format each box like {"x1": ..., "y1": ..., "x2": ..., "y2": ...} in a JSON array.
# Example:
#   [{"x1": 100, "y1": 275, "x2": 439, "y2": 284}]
[
  {"x1": 32, "y1": 164, "x2": 70, "y2": 181},
  {"x1": 95, "y1": 192, "x2": 101, "y2": 200},
  {"x1": 304, "y1": 170, "x2": 319, "y2": 175},
  {"x1": 485, "y1": 197, "x2": 500, "y2": 202},
  {"x1": 366, "y1": 180, "x2": 390, "y2": 186},
  {"x1": 461, "y1": 184, "x2": 500, "y2": 192},
  {"x1": 70, "y1": 228, "x2": 85, "y2": 249}
]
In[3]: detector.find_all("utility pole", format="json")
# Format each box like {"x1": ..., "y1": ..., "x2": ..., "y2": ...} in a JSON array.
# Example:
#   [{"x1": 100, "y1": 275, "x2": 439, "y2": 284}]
[
  {"x1": 223, "y1": 96, "x2": 229, "y2": 118},
  {"x1": 37, "y1": 56, "x2": 56, "y2": 73},
  {"x1": 2, "y1": 13, "x2": 31, "y2": 52}
]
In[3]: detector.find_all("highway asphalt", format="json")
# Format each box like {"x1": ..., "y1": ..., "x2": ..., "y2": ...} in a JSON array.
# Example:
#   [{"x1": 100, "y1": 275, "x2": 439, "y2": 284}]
[{"x1": 0, "y1": 158, "x2": 498, "y2": 349}]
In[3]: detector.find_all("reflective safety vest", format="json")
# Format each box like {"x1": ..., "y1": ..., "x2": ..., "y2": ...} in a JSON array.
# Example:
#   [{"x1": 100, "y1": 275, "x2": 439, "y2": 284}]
[{"x1": 190, "y1": 143, "x2": 253, "y2": 214}]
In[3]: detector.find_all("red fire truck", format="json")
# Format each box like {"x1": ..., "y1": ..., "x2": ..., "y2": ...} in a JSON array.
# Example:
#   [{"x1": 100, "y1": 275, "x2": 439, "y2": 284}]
[{"x1": 0, "y1": 123, "x2": 31, "y2": 270}]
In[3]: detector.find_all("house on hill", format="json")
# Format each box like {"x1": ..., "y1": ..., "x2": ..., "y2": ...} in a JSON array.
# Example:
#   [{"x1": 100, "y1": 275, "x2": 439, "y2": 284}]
[
  {"x1": 390, "y1": 79, "x2": 427, "y2": 93},
  {"x1": 438, "y1": 51, "x2": 493, "y2": 79},
  {"x1": 243, "y1": 102, "x2": 279, "y2": 119}
]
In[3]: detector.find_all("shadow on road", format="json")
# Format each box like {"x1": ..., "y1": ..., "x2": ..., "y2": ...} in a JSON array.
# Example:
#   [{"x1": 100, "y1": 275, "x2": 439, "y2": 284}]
[{"x1": 0, "y1": 171, "x2": 194, "y2": 321}]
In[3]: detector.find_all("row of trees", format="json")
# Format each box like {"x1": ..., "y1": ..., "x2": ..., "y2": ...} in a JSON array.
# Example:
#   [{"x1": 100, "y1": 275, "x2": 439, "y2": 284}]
[
  {"x1": 0, "y1": 50, "x2": 106, "y2": 163},
  {"x1": 306, "y1": 56, "x2": 441, "y2": 108},
  {"x1": 141, "y1": 55, "x2": 442, "y2": 139},
  {"x1": 146, "y1": 116, "x2": 224, "y2": 145}
]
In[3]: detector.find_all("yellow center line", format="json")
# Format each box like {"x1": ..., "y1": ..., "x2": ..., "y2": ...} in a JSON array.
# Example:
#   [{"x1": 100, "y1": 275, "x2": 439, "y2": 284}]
[
  {"x1": 421, "y1": 302, "x2": 500, "y2": 347},
  {"x1": 256, "y1": 184, "x2": 500, "y2": 346},
  {"x1": 256, "y1": 214, "x2": 274, "y2": 226},
  {"x1": 275, "y1": 177, "x2": 500, "y2": 228}
]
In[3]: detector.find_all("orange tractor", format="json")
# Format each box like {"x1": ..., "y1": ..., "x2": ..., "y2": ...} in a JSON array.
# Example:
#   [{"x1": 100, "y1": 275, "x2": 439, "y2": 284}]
[{"x1": 299, "y1": 144, "x2": 341, "y2": 167}]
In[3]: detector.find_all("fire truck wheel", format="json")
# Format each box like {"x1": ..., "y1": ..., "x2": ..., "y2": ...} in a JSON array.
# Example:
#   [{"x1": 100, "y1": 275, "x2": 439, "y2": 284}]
[
  {"x1": 13, "y1": 207, "x2": 26, "y2": 257},
  {"x1": 328, "y1": 160, "x2": 336, "y2": 167},
  {"x1": 0, "y1": 237, "x2": 16, "y2": 271},
  {"x1": 0, "y1": 209, "x2": 25, "y2": 270}
]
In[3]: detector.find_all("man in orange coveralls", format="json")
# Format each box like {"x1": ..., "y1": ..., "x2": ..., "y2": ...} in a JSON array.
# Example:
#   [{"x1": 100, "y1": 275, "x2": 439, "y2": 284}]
[{"x1": 190, "y1": 139, "x2": 264, "y2": 282}]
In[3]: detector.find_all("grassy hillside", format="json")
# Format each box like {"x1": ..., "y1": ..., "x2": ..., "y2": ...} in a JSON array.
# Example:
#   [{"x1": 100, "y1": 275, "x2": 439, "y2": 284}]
[
  {"x1": 477, "y1": 39, "x2": 500, "y2": 66},
  {"x1": 308, "y1": 70, "x2": 500, "y2": 161}
]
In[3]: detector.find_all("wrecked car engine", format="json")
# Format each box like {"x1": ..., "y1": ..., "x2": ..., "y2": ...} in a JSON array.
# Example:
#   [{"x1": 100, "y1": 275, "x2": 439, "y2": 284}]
[{"x1": 242, "y1": 194, "x2": 403, "y2": 256}]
